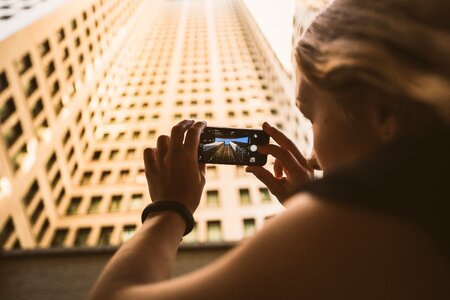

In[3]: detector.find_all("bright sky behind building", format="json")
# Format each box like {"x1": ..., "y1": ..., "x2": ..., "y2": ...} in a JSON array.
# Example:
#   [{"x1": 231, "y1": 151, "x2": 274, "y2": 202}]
[{"x1": 243, "y1": 0, "x2": 295, "y2": 73}]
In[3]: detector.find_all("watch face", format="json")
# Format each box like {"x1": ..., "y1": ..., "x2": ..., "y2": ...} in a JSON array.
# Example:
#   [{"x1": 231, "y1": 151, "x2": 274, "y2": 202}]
[{"x1": 198, "y1": 127, "x2": 269, "y2": 166}]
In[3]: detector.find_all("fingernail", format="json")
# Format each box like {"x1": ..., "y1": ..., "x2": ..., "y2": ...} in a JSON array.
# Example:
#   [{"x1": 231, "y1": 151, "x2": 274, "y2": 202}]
[{"x1": 263, "y1": 122, "x2": 271, "y2": 128}]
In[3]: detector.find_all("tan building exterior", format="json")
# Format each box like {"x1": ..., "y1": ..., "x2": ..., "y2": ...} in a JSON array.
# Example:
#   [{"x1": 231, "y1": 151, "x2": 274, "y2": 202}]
[{"x1": 0, "y1": 0, "x2": 313, "y2": 250}]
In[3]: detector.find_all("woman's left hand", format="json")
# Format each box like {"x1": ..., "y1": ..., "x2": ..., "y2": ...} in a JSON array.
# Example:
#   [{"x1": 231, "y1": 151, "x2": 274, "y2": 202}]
[{"x1": 143, "y1": 120, "x2": 207, "y2": 213}]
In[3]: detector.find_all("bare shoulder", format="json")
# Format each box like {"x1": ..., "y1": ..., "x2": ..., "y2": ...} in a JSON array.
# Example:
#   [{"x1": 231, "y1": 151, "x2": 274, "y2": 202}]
[
  {"x1": 278, "y1": 193, "x2": 450, "y2": 298},
  {"x1": 120, "y1": 193, "x2": 449, "y2": 300}
]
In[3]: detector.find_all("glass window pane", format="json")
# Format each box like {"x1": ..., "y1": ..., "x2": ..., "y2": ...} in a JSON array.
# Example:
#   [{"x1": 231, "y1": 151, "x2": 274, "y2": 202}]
[
  {"x1": 109, "y1": 195, "x2": 122, "y2": 212},
  {"x1": 239, "y1": 189, "x2": 251, "y2": 205},
  {"x1": 5, "y1": 121, "x2": 23, "y2": 148},
  {"x1": 206, "y1": 190, "x2": 219, "y2": 207},
  {"x1": 36, "y1": 219, "x2": 49, "y2": 243},
  {"x1": 66, "y1": 197, "x2": 81, "y2": 215},
  {"x1": 259, "y1": 188, "x2": 271, "y2": 202},
  {"x1": 128, "y1": 194, "x2": 143, "y2": 211},
  {"x1": 182, "y1": 223, "x2": 197, "y2": 243},
  {"x1": 51, "y1": 228, "x2": 68, "y2": 247},
  {"x1": 0, "y1": 97, "x2": 16, "y2": 124},
  {"x1": 74, "y1": 228, "x2": 91, "y2": 247},
  {"x1": 22, "y1": 180, "x2": 39, "y2": 207},
  {"x1": 98, "y1": 226, "x2": 113, "y2": 246},
  {"x1": 0, "y1": 218, "x2": 14, "y2": 248},
  {"x1": 121, "y1": 225, "x2": 136, "y2": 242},
  {"x1": 88, "y1": 196, "x2": 102, "y2": 213},
  {"x1": 207, "y1": 220, "x2": 222, "y2": 242},
  {"x1": 243, "y1": 218, "x2": 256, "y2": 238}
]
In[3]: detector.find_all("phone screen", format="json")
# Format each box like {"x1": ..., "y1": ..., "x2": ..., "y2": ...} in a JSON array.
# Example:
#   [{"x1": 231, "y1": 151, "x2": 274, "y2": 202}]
[{"x1": 198, "y1": 127, "x2": 269, "y2": 166}]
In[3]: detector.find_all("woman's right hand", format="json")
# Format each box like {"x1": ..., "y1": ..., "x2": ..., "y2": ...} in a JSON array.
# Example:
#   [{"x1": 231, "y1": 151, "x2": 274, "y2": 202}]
[{"x1": 246, "y1": 122, "x2": 313, "y2": 205}]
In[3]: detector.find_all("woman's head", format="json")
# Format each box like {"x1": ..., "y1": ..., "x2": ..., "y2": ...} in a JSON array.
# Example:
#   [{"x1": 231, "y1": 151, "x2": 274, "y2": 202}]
[{"x1": 295, "y1": 0, "x2": 450, "y2": 172}]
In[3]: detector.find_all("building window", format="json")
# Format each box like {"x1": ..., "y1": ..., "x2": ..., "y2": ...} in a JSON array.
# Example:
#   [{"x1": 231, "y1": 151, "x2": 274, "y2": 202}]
[
  {"x1": 207, "y1": 220, "x2": 222, "y2": 242},
  {"x1": 125, "y1": 148, "x2": 136, "y2": 159},
  {"x1": 132, "y1": 131, "x2": 140, "y2": 139},
  {"x1": 22, "y1": 180, "x2": 39, "y2": 207},
  {"x1": 206, "y1": 190, "x2": 219, "y2": 207},
  {"x1": 67, "y1": 147, "x2": 75, "y2": 161},
  {"x1": 55, "y1": 187, "x2": 65, "y2": 206},
  {"x1": 119, "y1": 170, "x2": 130, "y2": 182},
  {"x1": 239, "y1": 188, "x2": 251, "y2": 205},
  {"x1": 11, "y1": 144, "x2": 26, "y2": 171},
  {"x1": 71, "y1": 19, "x2": 77, "y2": 30},
  {"x1": 16, "y1": 53, "x2": 32, "y2": 75},
  {"x1": 128, "y1": 194, "x2": 143, "y2": 211},
  {"x1": 25, "y1": 76, "x2": 38, "y2": 97},
  {"x1": 31, "y1": 98, "x2": 44, "y2": 118},
  {"x1": 46, "y1": 152, "x2": 57, "y2": 172},
  {"x1": 0, "y1": 71, "x2": 8, "y2": 94},
  {"x1": 63, "y1": 130, "x2": 71, "y2": 144},
  {"x1": 109, "y1": 149, "x2": 119, "y2": 160},
  {"x1": 259, "y1": 188, "x2": 271, "y2": 203},
  {"x1": 109, "y1": 195, "x2": 122, "y2": 212},
  {"x1": 0, "y1": 97, "x2": 16, "y2": 123},
  {"x1": 57, "y1": 28, "x2": 65, "y2": 42},
  {"x1": 62, "y1": 47, "x2": 69, "y2": 61},
  {"x1": 36, "y1": 218, "x2": 49, "y2": 244},
  {"x1": 30, "y1": 200, "x2": 44, "y2": 225},
  {"x1": 78, "y1": 171, "x2": 92, "y2": 185},
  {"x1": 92, "y1": 150, "x2": 102, "y2": 160},
  {"x1": 45, "y1": 61, "x2": 55, "y2": 77},
  {"x1": 0, "y1": 217, "x2": 14, "y2": 248},
  {"x1": 121, "y1": 225, "x2": 136, "y2": 242},
  {"x1": 99, "y1": 170, "x2": 111, "y2": 184},
  {"x1": 74, "y1": 228, "x2": 91, "y2": 247},
  {"x1": 66, "y1": 197, "x2": 81, "y2": 215},
  {"x1": 5, "y1": 121, "x2": 23, "y2": 148},
  {"x1": 147, "y1": 130, "x2": 156, "y2": 138},
  {"x1": 206, "y1": 166, "x2": 217, "y2": 179},
  {"x1": 182, "y1": 223, "x2": 197, "y2": 243},
  {"x1": 98, "y1": 226, "x2": 113, "y2": 246},
  {"x1": 87, "y1": 196, "x2": 102, "y2": 213},
  {"x1": 40, "y1": 39, "x2": 51, "y2": 57},
  {"x1": 50, "y1": 171, "x2": 61, "y2": 189},
  {"x1": 243, "y1": 218, "x2": 256, "y2": 238},
  {"x1": 51, "y1": 228, "x2": 68, "y2": 247}
]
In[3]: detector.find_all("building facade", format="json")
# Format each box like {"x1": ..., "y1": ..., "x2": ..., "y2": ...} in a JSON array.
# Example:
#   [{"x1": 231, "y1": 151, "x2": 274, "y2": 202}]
[{"x1": 0, "y1": 0, "x2": 313, "y2": 250}]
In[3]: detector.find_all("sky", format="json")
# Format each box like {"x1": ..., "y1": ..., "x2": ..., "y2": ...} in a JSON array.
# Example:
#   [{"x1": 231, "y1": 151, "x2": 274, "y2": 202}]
[
  {"x1": 216, "y1": 137, "x2": 249, "y2": 145},
  {"x1": 243, "y1": 0, "x2": 295, "y2": 73}
]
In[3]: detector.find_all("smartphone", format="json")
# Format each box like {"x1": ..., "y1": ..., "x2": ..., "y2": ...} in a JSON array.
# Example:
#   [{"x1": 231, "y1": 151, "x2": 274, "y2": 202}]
[{"x1": 198, "y1": 127, "x2": 269, "y2": 166}]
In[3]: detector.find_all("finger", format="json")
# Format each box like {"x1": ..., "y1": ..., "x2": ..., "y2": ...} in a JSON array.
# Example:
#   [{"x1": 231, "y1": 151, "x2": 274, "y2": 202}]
[
  {"x1": 246, "y1": 166, "x2": 283, "y2": 196},
  {"x1": 257, "y1": 144, "x2": 302, "y2": 174},
  {"x1": 143, "y1": 148, "x2": 157, "y2": 177},
  {"x1": 184, "y1": 121, "x2": 207, "y2": 156},
  {"x1": 262, "y1": 122, "x2": 308, "y2": 166},
  {"x1": 170, "y1": 120, "x2": 195, "y2": 153},
  {"x1": 157, "y1": 135, "x2": 170, "y2": 162},
  {"x1": 274, "y1": 158, "x2": 284, "y2": 179}
]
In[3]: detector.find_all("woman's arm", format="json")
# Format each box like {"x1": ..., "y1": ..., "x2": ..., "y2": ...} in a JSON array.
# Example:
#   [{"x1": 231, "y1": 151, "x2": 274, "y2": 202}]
[
  {"x1": 89, "y1": 191, "x2": 445, "y2": 300},
  {"x1": 88, "y1": 120, "x2": 447, "y2": 299}
]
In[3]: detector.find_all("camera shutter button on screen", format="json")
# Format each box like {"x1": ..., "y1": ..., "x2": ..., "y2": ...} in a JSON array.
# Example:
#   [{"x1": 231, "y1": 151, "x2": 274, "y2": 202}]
[{"x1": 250, "y1": 145, "x2": 257, "y2": 152}]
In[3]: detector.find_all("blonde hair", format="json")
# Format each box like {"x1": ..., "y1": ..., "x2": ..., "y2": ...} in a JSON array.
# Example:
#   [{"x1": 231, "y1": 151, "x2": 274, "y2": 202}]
[{"x1": 296, "y1": 0, "x2": 450, "y2": 124}]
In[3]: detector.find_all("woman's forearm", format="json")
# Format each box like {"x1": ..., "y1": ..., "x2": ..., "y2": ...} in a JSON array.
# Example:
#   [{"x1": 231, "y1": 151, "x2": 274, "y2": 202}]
[{"x1": 88, "y1": 211, "x2": 185, "y2": 300}]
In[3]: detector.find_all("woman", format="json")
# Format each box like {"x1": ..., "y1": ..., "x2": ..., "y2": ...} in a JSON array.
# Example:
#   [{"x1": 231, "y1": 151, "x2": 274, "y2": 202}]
[{"x1": 88, "y1": 0, "x2": 450, "y2": 298}]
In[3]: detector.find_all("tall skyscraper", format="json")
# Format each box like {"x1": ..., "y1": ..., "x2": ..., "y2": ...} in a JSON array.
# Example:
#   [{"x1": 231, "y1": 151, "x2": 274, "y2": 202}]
[{"x1": 0, "y1": 0, "x2": 312, "y2": 250}]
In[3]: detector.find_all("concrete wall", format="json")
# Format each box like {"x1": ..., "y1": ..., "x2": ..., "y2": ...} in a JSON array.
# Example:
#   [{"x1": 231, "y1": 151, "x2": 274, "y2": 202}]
[{"x1": 0, "y1": 243, "x2": 234, "y2": 300}]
